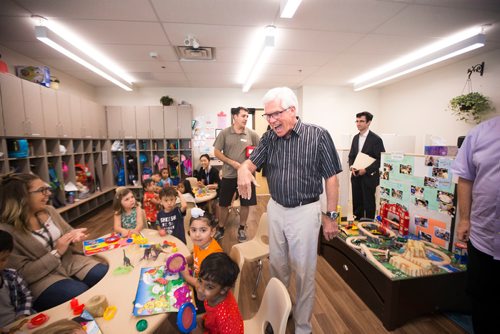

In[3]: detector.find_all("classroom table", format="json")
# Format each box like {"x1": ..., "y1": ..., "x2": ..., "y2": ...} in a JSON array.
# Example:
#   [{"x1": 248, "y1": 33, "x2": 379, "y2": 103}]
[
  {"x1": 193, "y1": 189, "x2": 217, "y2": 204},
  {"x1": 7, "y1": 229, "x2": 190, "y2": 334}
]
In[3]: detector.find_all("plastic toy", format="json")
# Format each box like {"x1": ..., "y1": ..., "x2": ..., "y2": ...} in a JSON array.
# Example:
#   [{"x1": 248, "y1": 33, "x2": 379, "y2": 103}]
[
  {"x1": 103, "y1": 305, "x2": 117, "y2": 320},
  {"x1": 166, "y1": 253, "x2": 187, "y2": 274},
  {"x1": 123, "y1": 250, "x2": 133, "y2": 268},
  {"x1": 69, "y1": 298, "x2": 85, "y2": 316},
  {"x1": 177, "y1": 302, "x2": 197, "y2": 333},
  {"x1": 132, "y1": 233, "x2": 148, "y2": 245},
  {"x1": 136, "y1": 319, "x2": 148, "y2": 332},
  {"x1": 27, "y1": 313, "x2": 49, "y2": 329}
]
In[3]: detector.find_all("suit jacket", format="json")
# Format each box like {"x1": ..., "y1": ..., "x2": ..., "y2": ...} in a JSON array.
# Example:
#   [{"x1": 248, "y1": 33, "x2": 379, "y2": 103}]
[
  {"x1": 348, "y1": 130, "x2": 385, "y2": 176},
  {"x1": 0, "y1": 206, "x2": 101, "y2": 299}
]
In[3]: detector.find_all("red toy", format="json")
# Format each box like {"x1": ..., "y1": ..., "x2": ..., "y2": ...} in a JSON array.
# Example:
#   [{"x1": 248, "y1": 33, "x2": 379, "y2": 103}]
[{"x1": 379, "y1": 203, "x2": 410, "y2": 236}]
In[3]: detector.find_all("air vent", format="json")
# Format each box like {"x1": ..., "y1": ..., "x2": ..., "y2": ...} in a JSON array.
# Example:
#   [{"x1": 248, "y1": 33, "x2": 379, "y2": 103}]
[{"x1": 175, "y1": 46, "x2": 216, "y2": 61}]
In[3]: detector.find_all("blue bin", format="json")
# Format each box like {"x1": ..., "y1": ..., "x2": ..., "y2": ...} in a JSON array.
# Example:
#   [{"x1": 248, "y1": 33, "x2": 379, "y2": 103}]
[{"x1": 7, "y1": 139, "x2": 29, "y2": 158}]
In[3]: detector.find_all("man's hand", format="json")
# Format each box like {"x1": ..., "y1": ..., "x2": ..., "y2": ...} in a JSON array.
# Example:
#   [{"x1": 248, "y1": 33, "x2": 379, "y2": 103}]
[
  {"x1": 237, "y1": 163, "x2": 259, "y2": 199},
  {"x1": 457, "y1": 218, "x2": 471, "y2": 242},
  {"x1": 322, "y1": 215, "x2": 339, "y2": 241},
  {"x1": 357, "y1": 168, "x2": 366, "y2": 176}
]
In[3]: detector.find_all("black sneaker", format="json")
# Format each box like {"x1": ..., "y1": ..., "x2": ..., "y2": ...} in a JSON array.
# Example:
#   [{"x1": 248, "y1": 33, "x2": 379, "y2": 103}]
[
  {"x1": 237, "y1": 225, "x2": 247, "y2": 242},
  {"x1": 214, "y1": 226, "x2": 225, "y2": 241}
]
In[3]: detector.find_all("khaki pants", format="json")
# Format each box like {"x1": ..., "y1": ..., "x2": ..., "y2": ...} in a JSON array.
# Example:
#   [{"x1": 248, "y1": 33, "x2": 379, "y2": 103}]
[{"x1": 267, "y1": 198, "x2": 322, "y2": 334}]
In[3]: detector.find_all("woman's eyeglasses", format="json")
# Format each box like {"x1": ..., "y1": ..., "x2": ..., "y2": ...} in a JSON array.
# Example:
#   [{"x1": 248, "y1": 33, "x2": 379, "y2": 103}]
[{"x1": 29, "y1": 187, "x2": 52, "y2": 195}]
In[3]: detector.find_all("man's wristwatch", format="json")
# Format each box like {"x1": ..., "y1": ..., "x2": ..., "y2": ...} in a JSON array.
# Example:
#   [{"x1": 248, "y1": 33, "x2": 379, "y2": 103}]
[{"x1": 323, "y1": 211, "x2": 339, "y2": 220}]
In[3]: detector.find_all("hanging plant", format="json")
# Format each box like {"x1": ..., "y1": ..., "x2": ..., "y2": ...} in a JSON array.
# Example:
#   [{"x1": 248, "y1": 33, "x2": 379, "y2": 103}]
[
  {"x1": 449, "y1": 92, "x2": 494, "y2": 124},
  {"x1": 160, "y1": 95, "x2": 174, "y2": 106}
]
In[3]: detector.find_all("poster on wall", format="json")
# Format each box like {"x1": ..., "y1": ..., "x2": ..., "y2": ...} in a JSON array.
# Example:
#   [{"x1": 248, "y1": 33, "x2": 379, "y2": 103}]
[{"x1": 379, "y1": 153, "x2": 457, "y2": 249}]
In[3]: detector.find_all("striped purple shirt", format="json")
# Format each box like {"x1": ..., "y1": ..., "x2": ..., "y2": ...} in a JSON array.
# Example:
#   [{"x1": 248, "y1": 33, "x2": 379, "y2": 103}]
[{"x1": 250, "y1": 118, "x2": 342, "y2": 207}]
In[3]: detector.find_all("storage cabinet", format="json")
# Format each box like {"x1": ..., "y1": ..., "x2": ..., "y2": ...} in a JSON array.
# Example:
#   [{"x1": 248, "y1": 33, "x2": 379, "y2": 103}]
[
  {"x1": 1, "y1": 73, "x2": 114, "y2": 223},
  {"x1": 108, "y1": 105, "x2": 193, "y2": 187},
  {"x1": 106, "y1": 106, "x2": 136, "y2": 139},
  {"x1": 1, "y1": 72, "x2": 45, "y2": 137}
]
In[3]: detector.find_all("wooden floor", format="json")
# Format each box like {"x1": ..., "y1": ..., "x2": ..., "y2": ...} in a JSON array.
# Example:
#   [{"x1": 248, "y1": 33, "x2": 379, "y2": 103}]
[{"x1": 74, "y1": 196, "x2": 467, "y2": 334}]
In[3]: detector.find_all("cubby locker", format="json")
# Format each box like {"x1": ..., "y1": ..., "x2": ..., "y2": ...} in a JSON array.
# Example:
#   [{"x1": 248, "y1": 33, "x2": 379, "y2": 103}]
[
  {"x1": 111, "y1": 150, "x2": 125, "y2": 186},
  {"x1": 45, "y1": 139, "x2": 61, "y2": 157},
  {"x1": 60, "y1": 139, "x2": 73, "y2": 155},
  {"x1": 151, "y1": 139, "x2": 164, "y2": 151},
  {"x1": 8, "y1": 158, "x2": 29, "y2": 173},
  {"x1": 83, "y1": 139, "x2": 93, "y2": 153},
  {"x1": 61, "y1": 155, "x2": 76, "y2": 185},
  {"x1": 29, "y1": 139, "x2": 45, "y2": 158},
  {"x1": 179, "y1": 151, "x2": 193, "y2": 178},
  {"x1": 152, "y1": 150, "x2": 164, "y2": 174},
  {"x1": 0, "y1": 140, "x2": 7, "y2": 174},
  {"x1": 84, "y1": 152, "x2": 96, "y2": 191},
  {"x1": 92, "y1": 140, "x2": 100, "y2": 153},
  {"x1": 166, "y1": 152, "x2": 181, "y2": 183},
  {"x1": 47, "y1": 156, "x2": 65, "y2": 208},
  {"x1": 73, "y1": 139, "x2": 84, "y2": 154},
  {"x1": 124, "y1": 151, "x2": 139, "y2": 186},
  {"x1": 138, "y1": 149, "x2": 153, "y2": 182},
  {"x1": 138, "y1": 139, "x2": 150, "y2": 151},
  {"x1": 166, "y1": 139, "x2": 178, "y2": 151},
  {"x1": 30, "y1": 157, "x2": 48, "y2": 181}
]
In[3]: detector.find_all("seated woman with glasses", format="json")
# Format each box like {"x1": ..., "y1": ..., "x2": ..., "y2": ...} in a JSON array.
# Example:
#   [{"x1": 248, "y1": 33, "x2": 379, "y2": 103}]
[{"x1": 0, "y1": 173, "x2": 108, "y2": 312}]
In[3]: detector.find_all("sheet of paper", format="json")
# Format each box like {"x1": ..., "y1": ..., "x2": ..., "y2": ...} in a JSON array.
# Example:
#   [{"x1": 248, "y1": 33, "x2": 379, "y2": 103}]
[{"x1": 352, "y1": 152, "x2": 376, "y2": 170}]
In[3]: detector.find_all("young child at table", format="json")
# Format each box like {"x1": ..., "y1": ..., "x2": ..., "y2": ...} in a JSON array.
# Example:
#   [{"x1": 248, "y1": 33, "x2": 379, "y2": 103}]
[
  {"x1": 181, "y1": 208, "x2": 223, "y2": 314},
  {"x1": 142, "y1": 178, "x2": 161, "y2": 228},
  {"x1": 158, "y1": 167, "x2": 173, "y2": 188},
  {"x1": 113, "y1": 187, "x2": 144, "y2": 237},
  {"x1": 194, "y1": 252, "x2": 243, "y2": 334},
  {"x1": 178, "y1": 178, "x2": 196, "y2": 204},
  {"x1": 156, "y1": 186, "x2": 187, "y2": 244},
  {"x1": 0, "y1": 230, "x2": 34, "y2": 328}
]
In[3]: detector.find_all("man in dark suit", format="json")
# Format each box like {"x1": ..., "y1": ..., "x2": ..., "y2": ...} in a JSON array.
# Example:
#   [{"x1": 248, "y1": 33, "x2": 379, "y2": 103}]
[{"x1": 348, "y1": 111, "x2": 385, "y2": 219}]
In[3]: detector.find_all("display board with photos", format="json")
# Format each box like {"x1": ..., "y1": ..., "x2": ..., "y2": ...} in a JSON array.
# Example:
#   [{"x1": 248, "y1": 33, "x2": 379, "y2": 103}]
[{"x1": 379, "y1": 153, "x2": 456, "y2": 250}]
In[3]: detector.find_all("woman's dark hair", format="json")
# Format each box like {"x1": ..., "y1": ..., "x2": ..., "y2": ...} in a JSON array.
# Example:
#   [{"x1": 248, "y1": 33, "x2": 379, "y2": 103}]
[
  {"x1": 0, "y1": 230, "x2": 14, "y2": 253},
  {"x1": 181, "y1": 179, "x2": 195, "y2": 198},
  {"x1": 199, "y1": 154, "x2": 210, "y2": 162},
  {"x1": 199, "y1": 252, "x2": 240, "y2": 288}
]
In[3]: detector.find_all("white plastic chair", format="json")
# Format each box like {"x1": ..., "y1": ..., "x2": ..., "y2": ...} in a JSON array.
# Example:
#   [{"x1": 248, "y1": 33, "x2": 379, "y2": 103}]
[
  {"x1": 243, "y1": 277, "x2": 292, "y2": 334},
  {"x1": 186, "y1": 177, "x2": 198, "y2": 189},
  {"x1": 230, "y1": 213, "x2": 269, "y2": 300}
]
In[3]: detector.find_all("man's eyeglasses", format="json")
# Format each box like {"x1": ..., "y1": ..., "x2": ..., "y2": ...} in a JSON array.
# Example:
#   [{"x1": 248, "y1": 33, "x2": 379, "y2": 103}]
[
  {"x1": 29, "y1": 186, "x2": 52, "y2": 195},
  {"x1": 262, "y1": 107, "x2": 291, "y2": 121}
]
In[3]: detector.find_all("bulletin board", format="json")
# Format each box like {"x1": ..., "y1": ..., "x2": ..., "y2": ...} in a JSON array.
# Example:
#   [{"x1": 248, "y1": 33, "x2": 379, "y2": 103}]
[{"x1": 379, "y1": 153, "x2": 457, "y2": 250}]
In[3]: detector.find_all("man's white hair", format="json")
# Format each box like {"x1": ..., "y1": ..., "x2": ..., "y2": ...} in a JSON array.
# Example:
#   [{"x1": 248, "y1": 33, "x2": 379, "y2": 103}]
[{"x1": 262, "y1": 87, "x2": 299, "y2": 113}]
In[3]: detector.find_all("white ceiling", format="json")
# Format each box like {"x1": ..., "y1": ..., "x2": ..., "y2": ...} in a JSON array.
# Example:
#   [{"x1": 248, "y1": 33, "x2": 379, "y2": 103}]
[{"x1": 0, "y1": 0, "x2": 499, "y2": 91}]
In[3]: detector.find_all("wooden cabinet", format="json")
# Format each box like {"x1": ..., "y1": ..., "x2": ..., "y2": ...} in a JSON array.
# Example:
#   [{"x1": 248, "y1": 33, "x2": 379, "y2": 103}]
[
  {"x1": 136, "y1": 106, "x2": 164, "y2": 139},
  {"x1": 0, "y1": 73, "x2": 46, "y2": 136},
  {"x1": 106, "y1": 106, "x2": 136, "y2": 139},
  {"x1": 56, "y1": 91, "x2": 72, "y2": 137},
  {"x1": 41, "y1": 87, "x2": 58, "y2": 137}
]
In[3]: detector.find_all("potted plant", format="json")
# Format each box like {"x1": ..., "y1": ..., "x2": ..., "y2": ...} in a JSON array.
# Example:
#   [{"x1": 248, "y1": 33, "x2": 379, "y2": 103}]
[
  {"x1": 160, "y1": 95, "x2": 174, "y2": 106},
  {"x1": 449, "y1": 92, "x2": 494, "y2": 124}
]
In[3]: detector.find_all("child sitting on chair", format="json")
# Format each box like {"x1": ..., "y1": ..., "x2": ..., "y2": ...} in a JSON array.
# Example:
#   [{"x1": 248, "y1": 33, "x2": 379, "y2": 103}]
[
  {"x1": 158, "y1": 167, "x2": 173, "y2": 188},
  {"x1": 142, "y1": 178, "x2": 161, "y2": 228},
  {"x1": 178, "y1": 179, "x2": 196, "y2": 204},
  {"x1": 0, "y1": 230, "x2": 34, "y2": 328},
  {"x1": 113, "y1": 187, "x2": 144, "y2": 237},
  {"x1": 193, "y1": 252, "x2": 243, "y2": 334},
  {"x1": 156, "y1": 186, "x2": 187, "y2": 244}
]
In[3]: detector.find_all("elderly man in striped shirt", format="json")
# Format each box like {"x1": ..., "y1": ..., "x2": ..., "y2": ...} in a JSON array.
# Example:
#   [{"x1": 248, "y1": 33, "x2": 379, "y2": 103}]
[{"x1": 237, "y1": 87, "x2": 342, "y2": 334}]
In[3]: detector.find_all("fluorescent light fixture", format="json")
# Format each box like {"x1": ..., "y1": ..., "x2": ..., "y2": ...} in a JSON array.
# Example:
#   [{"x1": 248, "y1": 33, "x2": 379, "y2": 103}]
[
  {"x1": 238, "y1": 25, "x2": 276, "y2": 93},
  {"x1": 35, "y1": 26, "x2": 132, "y2": 91},
  {"x1": 352, "y1": 27, "x2": 486, "y2": 91},
  {"x1": 280, "y1": 0, "x2": 303, "y2": 18}
]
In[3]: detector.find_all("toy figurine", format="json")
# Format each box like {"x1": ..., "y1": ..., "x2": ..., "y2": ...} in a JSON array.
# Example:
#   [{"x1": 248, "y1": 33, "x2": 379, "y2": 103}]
[
  {"x1": 123, "y1": 250, "x2": 134, "y2": 267},
  {"x1": 140, "y1": 247, "x2": 152, "y2": 261},
  {"x1": 150, "y1": 244, "x2": 163, "y2": 261}
]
